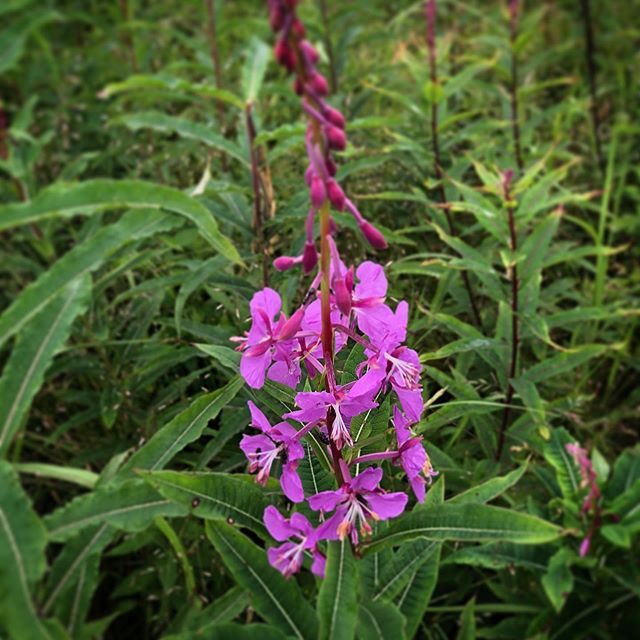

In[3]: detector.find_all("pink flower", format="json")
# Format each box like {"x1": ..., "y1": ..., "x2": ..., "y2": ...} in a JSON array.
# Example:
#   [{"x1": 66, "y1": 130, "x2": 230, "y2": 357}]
[
  {"x1": 236, "y1": 288, "x2": 304, "y2": 389},
  {"x1": 393, "y1": 406, "x2": 437, "y2": 502},
  {"x1": 240, "y1": 402, "x2": 305, "y2": 502},
  {"x1": 308, "y1": 467, "x2": 408, "y2": 544},
  {"x1": 264, "y1": 506, "x2": 326, "y2": 578},
  {"x1": 284, "y1": 388, "x2": 377, "y2": 449}
]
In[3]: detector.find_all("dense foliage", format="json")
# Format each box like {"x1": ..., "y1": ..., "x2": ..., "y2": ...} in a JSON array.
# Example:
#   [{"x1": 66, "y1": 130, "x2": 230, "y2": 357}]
[{"x1": 0, "y1": 0, "x2": 638, "y2": 638}]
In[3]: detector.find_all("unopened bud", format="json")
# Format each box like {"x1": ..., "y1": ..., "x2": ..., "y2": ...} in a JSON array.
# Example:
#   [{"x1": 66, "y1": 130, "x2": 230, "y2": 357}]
[
  {"x1": 333, "y1": 277, "x2": 352, "y2": 316},
  {"x1": 274, "y1": 255, "x2": 300, "y2": 271},
  {"x1": 309, "y1": 73, "x2": 329, "y2": 96},
  {"x1": 325, "y1": 106, "x2": 345, "y2": 129},
  {"x1": 293, "y1": 77, "x2": 305, "y2": 95},
  {"x1": 291, "y1": 18, "x2": 305, "y2": 38},
  {"x1": 326, "y1": 178, "x2": 346, "y2": 211},
  {"x1": 345, "y1": 265, "x2": 354, "y2": 292},
  {"x1": 278, "y1": 307, "x2": 305, "y2": 340},
  {"x1": 329, "y1": 217, "x2": 338, "y2": 235},
  {"x1": 301, "y1": 40, "x2": 319, "y2": 64},
  {"x1": 310, "y1": 175, "x2": 326, "y2": 208},
  {"x1": 269, "y1": 5, "x2": 285, "y2": 31},
  {"x1": 326, "y1": 125, "x2": 346, "y2": 151},
  {"x1": 274, "y1": 39, "x2": 296, "y2": 71},
  {"x1": 359, "y1": 220, "x2": 388, "y2": 250},
  {"x1": 304, "y1": 164, "x2": 314, "y2": 186},
  {"x1": 303, "y1": 241, "x2": 318, "y2": 274},
  {"x1": 325, "y1": 155, "x2": 337, "y2": 177}
]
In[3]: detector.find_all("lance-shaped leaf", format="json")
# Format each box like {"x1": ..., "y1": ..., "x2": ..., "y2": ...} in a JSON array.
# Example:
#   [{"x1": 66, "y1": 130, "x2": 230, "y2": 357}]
[
  {"x1": 241, "y1": 38, "x2": 270, "y2": 104},
  {"x1": 166, "y1": 623, "x2": 287, "y2": 640},
  {"x1": 44, "y1": 479, "x2": 188, "y2": 542},
  {"x1": 543, "y1": 427, "x2": 580, "y2": 499},
  {"x1": 120, "y1": 375, "x2": 244, "y2": 476},
  {"x1": 0, "y1": 178, "x2": 242, "y2": 262},
  {"x1": 0, "y1": 461, "x2": 50, "y2": 639},
  {"x1": 0, "y1": 209, "x2": 178, "y2": 349},
  {"x1": 357, "y1": 601, "x2": 406, "y2": 640},
  {"x1": 42, "y1": 523, "x2": 114, "y2": 617},
  {"x1": 518, "y1": 344, "x2": 606, "y2": 385},
  {"x1": 178, "y1": 586, "x2": 249, "y2": 635},
  {"x1": 140, "y1": 470, "x2": 269, "y2": 536},
  {"x1": 112, "y1": 112, "x2": 249, "y2": 168},
  {"x1": 0, "y1": 274, "x2": 91, "y2": 455},
  {"x1": 448, "y1": 463, "x2": 527, "y2": 505},
  {"x1": 205, "y1": 521, "x2": 318, "y2": 640},
  {"x1": 360, "y1": 503, "x2": 561, "y2": 554},
  {"x1": 318, "y1": 539, "x2": 359, "y2": 640},
  {"x1": 395, "y1": 543, "x2": 442, "y2": 639}
]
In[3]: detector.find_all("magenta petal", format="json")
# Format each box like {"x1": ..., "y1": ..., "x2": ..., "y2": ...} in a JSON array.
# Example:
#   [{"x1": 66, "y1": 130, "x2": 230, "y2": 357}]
[
  {"x1": 401, "y1": 443, "x2": 427, "y2": 479},
  {"x1": 349, "y1": 366, "x2": 386, "y2": 399},
  {"x1": 395, "y1": 386, "x2": 424, "y2": 423},
  {"x1": 289, "y1": 512, "x2": 313, "y2": 537},
  {"x1": 311, "y1": 550, "x2": 326, "y2": 578},
  {"x1": 409, "y1": 475, "x2": 426, "y2": 503},
  {"x1": 365, "y1": 491, "x2": 408, "y2": 520},
  {"x1": 315, "y1": 510, "x2": 344, "y2": 540},
  {"x1": 355, "y1": 261, "x2": 387, "y2": 299},
  {"x1": 268, "y1": 543, "x2": 302, "y2": 576},
  {"x1": 267, "y1": 359, "x2": 301, "y2": 389},
  {"x1": 239, "y1": 433, "x2": 275, "y2": 458},
  {"x1": 240, "y1": 350, "x2": 272, "y2": 389},
  {"x1": 285, "y1": 438, "x2": 305, "y2": 462},
  {"x1": 350, "y1": 466, "x2": 383, "y2": 492},
  {"x1": 250, "y1": 287, "x2": 282, "y2": 324},
  {"x1": 263, "y1": 506, "x2": 297, "y2": 541},
  {"x1": 281, "y1": 462, "x2": 304, "y2": 503},
  {"x1": 248, "y1": 400, "x2": 272, "y2": 432},
  {"x1": 308, "y1": 489, "x2": 344, "y2": 513}
]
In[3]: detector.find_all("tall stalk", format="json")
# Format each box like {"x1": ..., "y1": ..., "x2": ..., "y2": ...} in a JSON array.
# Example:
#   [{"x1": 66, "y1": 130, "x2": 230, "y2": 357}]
[
  {"x1": 245, "y1": 104, "x2": 269, "y2": 287},
  {"x1": 318, "y1": 0, "x2": 338, "y2": 93},
  {"x1": 580, "y1": 0, "x2": 604, "y2": 176},
  {"x1": 497, "y1": 171, "x2": 519, "y2": 460},
  {"x1": 425, "y1": 0, "x2": 482, "y2": 328},
  {"x1": 508, "y1": 0, "x2": 524, "y2": 173}
]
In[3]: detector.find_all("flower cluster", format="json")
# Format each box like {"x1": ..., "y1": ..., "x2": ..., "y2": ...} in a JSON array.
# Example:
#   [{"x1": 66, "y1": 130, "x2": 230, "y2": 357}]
[
  {"x1": 566, "y1": 442, "x2": 601, "y2": 557},
  {"x1": 234, "y1": 255, "x2": 437, "y2": 577},
  {"x1": 267, "y1": 0, "x2": 387, "y2": 276},
  {"x1": 230, "y1": 1, "x2": 437, "y2": 580}
]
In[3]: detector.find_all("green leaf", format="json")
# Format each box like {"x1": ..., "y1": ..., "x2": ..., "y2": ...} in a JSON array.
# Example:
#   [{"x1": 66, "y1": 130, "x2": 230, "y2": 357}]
[
  {"x1": 448, "y1": 464, "x2": 527, "y2": 505},
  {"x1": 13, "y1": 463, "x2": 98, "y2": 489},
  {"x1": 444, "y1": 542, "x2": 551, "y2": 572},
  {"x1": 179, "y1": 586, "x2": 249, "y2": 634},
  {"x1": 541, "y1": 549, "x2": 574, "y2": 613},
  {"x1": 0, "y1": 461, "x2": 50, "y2": 640},
  {"x1": 517, "y1": 208, "x2": 562, "y2": 287},
  {"x1": 120, "y1": 375, "x2": 244, "y2": 476},
  {"x1": 242, "y1": 38, "x2": 270, "y2": 103},
  {"x1": 44, "y1": 479, "x2": 188, "y2": 542},
  {"x1": 0, "y1": 274, "x2": 91, "y2": 455},
  {"x1": 205, "y1": 521, "x2": 318, "y2": 640},
  {"x1": 395, "y1": 543, "x2": 442, "y2": 639},
  {"x1": 361, "y1": 504, "x2": 561, "y2": 554},
  {"x1": 112, "y1": 112, "x2": 249, "y2": 168},
  {"x1": 140, "y1": 471, "x2": 269, "y2": 535},
  {"x1": 0, "y1": 178, "x2": 242, "y2": 263},
  {"x1": 519, "y1": 345, "x2": 606, "y2": 384},
  {"x1": 457, "y1": 598, "x2": 476, "y2": 640},
  {"x1": 543, "y1": 427, "x2": 580, "y2": 499},
  {"x1": 194, "y1": 343, "x2": 241, "y2": 374},
  {"x1": 357, "y1": 601, "x2": 406, "y2": 640},
  {"x1": 0, "y1": 209, "x2": 179, "y2": 350},
  {"x1": 318, "y1": 539, "x2": 359, "y2": 640},
  {"x1": 166, "y1": 624, "x2": 286, "y2": 640}
]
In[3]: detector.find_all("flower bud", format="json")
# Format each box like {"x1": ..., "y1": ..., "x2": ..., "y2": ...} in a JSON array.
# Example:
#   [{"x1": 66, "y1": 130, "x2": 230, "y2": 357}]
[
  {"x1": 278, "y1": 307, "x2": 305, "y2": 340},
  {"x1": 325, "y1": 106, "x2": 345, "y2": 129},
  {"x1": 309, "y1": 73, "x2": 328, "y2": 96},
  {"x1": 325, "y1": 155, "x2": 337, "y2": 177},
  {"x1": 326, "y1": 178, "x2": 346, "y2": 211},
  {"x1": 269, "y1": 5, "x2": 285, "y2": 31},
  {"x1": 294, "y1": 77, "x2": 305, "y2": 95},
  {"x1": 345, "y1": 265, "x2": 354, "y2": 292},
  {"x1": 304, "y1": 164, "x2": 314, "y2": 186},
  {"x1": 329, "y1": 217, "x2": 338, "y2": 235},
  {"x1": 310, "y1": 175, "x2": 326, "y2": 208},
  {"x1": 291, "y1": 18, "x2": 305, "y2": 38},
  {"x1": 326, "y1": 125, "x2": 347, "y2": 151},
  {"x1": 303, "y1": 241, "x2": 318, "y2": 274},
  {"x1": 274, "y1": 255, "x2": 300, "y2": 271},
  {"x1": 301, "y1": 40, "x2": 319, "y2": 64},
  {"x1": 333, "y1": 276, "x2": 352, "y2": 316},
  {"x1": 359, "y1": 220, "x2": 388, "y2": 250},
  {"x1": 274, "y1": 39, "x2": 295, "y2": 71}
]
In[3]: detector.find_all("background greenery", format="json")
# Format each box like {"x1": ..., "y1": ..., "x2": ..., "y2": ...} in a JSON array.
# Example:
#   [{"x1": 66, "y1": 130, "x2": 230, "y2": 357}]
[{"x1": 0, "y1": 0, "x2": 638, "y2": 638}]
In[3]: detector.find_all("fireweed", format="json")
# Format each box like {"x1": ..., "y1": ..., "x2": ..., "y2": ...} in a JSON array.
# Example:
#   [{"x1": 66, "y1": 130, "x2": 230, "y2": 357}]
[{"x1": 230, "y1": 0, "x2": 437, "y2": 579}]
